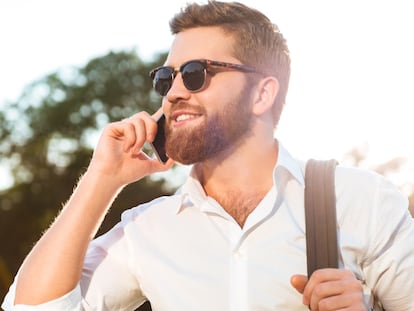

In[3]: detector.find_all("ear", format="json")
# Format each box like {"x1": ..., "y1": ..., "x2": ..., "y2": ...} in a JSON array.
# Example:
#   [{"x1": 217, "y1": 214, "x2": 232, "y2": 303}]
[{"x1": 252, "y1": 76, "x2": 279, "y2": 116}]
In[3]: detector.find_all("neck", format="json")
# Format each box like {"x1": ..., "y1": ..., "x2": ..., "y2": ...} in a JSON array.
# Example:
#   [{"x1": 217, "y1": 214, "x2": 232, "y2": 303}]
[{"x1": 194, "y1": 139, "x2": 278, "y2": 227}]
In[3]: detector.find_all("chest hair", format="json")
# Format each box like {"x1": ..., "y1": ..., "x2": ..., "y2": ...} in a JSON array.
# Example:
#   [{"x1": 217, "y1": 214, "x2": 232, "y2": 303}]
[{"x1": 213, "y1": 190, "x2": 268, "y2": 228}]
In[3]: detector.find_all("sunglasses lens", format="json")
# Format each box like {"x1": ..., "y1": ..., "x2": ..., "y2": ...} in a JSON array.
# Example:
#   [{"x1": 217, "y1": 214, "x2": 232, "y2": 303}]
[
  {"x1": 182, "y1": 61, "x2": 206, "y2": 91},
  {"x1": 153, "y1": 67, "x2": 173, "y2": 96}
]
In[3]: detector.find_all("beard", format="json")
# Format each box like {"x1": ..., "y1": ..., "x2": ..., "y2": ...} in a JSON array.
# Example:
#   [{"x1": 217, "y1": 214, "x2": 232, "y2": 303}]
[{"x1": 165, "y1": 85, "x2": 255, "y2": 165}]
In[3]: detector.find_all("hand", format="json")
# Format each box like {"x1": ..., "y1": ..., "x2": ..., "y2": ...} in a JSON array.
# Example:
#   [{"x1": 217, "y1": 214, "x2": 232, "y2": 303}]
[
  {"x1": 88, "y1": 109, "x2": 174, "y2": 187},
  {"x1": 290, "y1": 269, "x2": 367, "y2": 310}
]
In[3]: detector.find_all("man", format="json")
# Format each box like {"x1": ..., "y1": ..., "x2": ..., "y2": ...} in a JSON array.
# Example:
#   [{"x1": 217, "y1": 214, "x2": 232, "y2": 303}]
[{"x1": 3, "y1": 1, "x2": 414, "y2": 310}]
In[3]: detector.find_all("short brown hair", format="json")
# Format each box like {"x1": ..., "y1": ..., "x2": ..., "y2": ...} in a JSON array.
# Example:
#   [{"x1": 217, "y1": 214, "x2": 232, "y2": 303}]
[{"x1": 170, "y1": 1, "x2": 291, "y2": 126}]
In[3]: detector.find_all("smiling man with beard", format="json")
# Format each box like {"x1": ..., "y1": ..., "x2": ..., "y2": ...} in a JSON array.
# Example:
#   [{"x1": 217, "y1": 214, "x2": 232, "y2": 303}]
[
  {"x1": 3, "y1": 1, "x2": 414, "y2": 311},
  {"x1": 164, "y1": 65, "x2": 257, "y2": 165}
]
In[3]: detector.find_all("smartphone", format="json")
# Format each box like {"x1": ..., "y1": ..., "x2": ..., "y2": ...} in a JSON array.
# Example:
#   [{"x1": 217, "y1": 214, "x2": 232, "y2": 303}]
[{"x1": 150, "y1": 114, "x2": 169, "y2": 163}]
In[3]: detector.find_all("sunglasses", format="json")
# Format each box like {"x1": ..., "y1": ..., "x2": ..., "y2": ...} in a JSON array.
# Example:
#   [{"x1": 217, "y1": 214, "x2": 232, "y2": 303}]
[{"x1": 149, "y1": 59, "x2": 260, "y2": 96}]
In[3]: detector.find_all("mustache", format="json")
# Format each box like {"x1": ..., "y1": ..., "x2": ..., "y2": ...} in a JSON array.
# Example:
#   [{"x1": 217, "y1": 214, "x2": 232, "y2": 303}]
[{"x1": 167, "y1": 101, "x2": 206, "y2": 117}]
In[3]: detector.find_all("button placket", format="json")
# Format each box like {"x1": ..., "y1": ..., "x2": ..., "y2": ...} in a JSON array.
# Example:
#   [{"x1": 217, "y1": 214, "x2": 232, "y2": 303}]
[{"x1": 229, "y1": 231, "x2": 248, "y2": 311}]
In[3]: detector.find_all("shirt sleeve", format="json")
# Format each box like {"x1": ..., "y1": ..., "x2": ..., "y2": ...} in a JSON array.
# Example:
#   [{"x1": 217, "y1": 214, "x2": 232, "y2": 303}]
[
  {"x1": 362, "y1": 175, "x2": 414, "y2": 310},
  {"x1": 1, "y1": 281, "x2": 82, "y2": 311},
  {"x1": 79, "y1": 215, "x2": 146, "y2": 310},
  {"x1": 2, "y1": 212, "x2": 146, "y2": 311}
]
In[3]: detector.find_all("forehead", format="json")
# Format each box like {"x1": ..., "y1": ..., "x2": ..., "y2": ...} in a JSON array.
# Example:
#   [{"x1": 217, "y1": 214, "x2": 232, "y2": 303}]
[{"x1": 165, "y1": 26, "x2": 237, "y2": 66}]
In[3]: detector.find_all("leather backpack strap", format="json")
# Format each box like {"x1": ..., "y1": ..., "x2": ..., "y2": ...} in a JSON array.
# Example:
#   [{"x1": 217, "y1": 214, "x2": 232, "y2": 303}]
[{"x1": 305, "y1": 159, "x2": 339, "y2": 278}]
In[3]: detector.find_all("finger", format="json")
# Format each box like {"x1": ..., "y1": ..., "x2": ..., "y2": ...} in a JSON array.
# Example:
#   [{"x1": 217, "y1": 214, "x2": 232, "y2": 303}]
[
  {"x1": 305, "y1": 269, "x2": 363, "y2": 310},
  {"x1": 290, "y1": 274, "x2": 308, "y2": 294},
  {"x1": 135, "y1": 151, "x2": 175, "y2": 177},
  {"x1": 116, "y1": 120, "x2": 144, "y2": 153},
  {"x1": 148, "y1": 107, "x2": 166, "y2": 143},
  {"x1": 152, "y1": 106, "x2": 164, "y2": 121},
  {"x1": 103, "y1": 121, "x2": 137, "y2": 152},
  {"x1": 310, "y1": 291, "x2": 364, "y2": 311},
  {"x1": 123, "y1": 112, "x2": 157, "y2": 152},
  {"x1": 302, "y1": 269, "x2": 341, "y2": 305},
  {"x1": 151, "y1": 157, "x2": 175, "y2": 172},
  {"x1": 132, "y1": 118, "x2": 147, "y2": 153},
  {"x1": 129, "y1": 111, "x2": 159, "y2": 143},
  {"x1": 308, "y1": 280, "x2": 343, "y2": 310}
]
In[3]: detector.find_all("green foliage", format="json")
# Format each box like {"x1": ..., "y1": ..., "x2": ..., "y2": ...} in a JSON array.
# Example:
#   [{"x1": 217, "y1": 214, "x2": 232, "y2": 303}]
[{"x1": 0, "y1": 50, "x2": 174, "y2": 302}]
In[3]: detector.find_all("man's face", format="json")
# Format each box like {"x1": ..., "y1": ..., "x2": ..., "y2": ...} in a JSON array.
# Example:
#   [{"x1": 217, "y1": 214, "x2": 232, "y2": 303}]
[{"x1": 161, "y1": 27, "x2": 256, "y2": 164}]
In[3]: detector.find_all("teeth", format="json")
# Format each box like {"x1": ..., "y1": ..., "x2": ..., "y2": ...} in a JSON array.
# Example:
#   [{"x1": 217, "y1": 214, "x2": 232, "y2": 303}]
[{"x1": 176, "y1": 114, "x2": 197, "y2": 122}]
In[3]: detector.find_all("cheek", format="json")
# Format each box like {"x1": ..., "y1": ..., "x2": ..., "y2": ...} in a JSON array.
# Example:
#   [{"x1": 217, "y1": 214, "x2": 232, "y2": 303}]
[
  {"x1": 205, "y1": 74, "x2": 247, "y2": 102},
  {"x1": 161, "y1": 74, "x2": 250, "y2": 117}
]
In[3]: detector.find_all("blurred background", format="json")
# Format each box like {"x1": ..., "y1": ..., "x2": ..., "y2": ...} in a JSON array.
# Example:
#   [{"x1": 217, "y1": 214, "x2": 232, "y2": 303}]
[{"x1": 1, "y1": 0, "x2": 414, "y2": 307}]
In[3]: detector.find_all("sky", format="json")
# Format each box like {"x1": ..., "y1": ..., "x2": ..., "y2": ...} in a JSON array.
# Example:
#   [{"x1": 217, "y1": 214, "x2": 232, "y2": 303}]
[{"x1": 1, "y1": 0, "x2": 414, "y2": 188}]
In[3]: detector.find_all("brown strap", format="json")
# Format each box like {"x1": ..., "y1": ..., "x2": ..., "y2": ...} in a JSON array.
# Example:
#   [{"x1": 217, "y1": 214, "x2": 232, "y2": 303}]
[{"x1": 305, "y1": 159, "x2": 339, "y2": 277}]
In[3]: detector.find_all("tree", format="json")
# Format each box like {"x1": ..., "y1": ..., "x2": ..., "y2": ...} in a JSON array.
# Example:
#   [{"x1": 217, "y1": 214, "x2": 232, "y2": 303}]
[{"x1": 0, "y1": 50, "x2": 174, "y2": 308}]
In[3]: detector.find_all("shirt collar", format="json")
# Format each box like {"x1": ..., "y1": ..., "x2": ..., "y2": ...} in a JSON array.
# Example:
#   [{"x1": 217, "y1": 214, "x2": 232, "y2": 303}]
[
  {"x1": 175, "y1": 140, "x2": 304, "y2": 214},
  {"x1": 274, "y1": 141, "x2": 305, "y2": 187}
]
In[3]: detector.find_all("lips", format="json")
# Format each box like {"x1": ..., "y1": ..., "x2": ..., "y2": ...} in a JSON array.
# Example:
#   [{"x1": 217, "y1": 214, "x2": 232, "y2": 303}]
[{"x1": 170, "y1": 110, "x2": 202, "y2": 126}]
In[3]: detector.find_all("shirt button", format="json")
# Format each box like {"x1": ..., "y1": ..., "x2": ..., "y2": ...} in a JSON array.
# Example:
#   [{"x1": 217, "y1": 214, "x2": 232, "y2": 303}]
[{"x1": 233, "y1": 251, "x2": 243, "y2": 259}]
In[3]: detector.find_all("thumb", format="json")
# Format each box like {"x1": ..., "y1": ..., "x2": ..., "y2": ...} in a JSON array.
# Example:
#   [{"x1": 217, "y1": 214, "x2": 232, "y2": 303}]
[
  {"x1": 148, "y1": 157, "x2": 175, "y2": 174},
  {"x1": 290, "y1": 274, "x2": 308, "y2": 294}
]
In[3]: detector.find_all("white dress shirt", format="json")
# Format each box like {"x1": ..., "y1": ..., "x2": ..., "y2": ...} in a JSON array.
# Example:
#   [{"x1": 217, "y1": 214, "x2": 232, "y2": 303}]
[{"x1": 3, "y1": 143, "x2": 414, "y2": 310}]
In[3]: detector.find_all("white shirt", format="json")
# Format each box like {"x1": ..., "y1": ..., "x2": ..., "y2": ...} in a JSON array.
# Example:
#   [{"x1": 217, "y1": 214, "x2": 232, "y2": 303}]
[{"x1": 3, "y1": 143, "x2": 414, "y2": 310}]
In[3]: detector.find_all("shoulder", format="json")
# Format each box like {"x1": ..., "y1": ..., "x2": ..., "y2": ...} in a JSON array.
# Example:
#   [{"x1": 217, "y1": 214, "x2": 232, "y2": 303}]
[
  {"x1": 334, "y1": 165, "x2": 407, "y2": 212},
  {"x1": 335, "y1": 165, "x2": 384, "y2": 196},
  {"x1": 120, "y1": 194, "x2": 183, "y2": 224},
  {"x1": 334, "y1": 165, "x2": 410, "y2": 250}
]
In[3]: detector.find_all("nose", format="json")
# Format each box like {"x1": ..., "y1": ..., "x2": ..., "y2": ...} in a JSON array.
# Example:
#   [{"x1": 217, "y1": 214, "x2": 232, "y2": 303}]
[{"x1": 165, "y1": 72, "x2": 191, "y2": 103}]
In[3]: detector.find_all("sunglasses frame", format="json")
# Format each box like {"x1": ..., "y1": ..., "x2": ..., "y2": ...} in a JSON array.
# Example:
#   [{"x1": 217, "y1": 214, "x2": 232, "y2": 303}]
[{"x1": 149, "y1": 59, "x2": 261, "y2": 96}]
